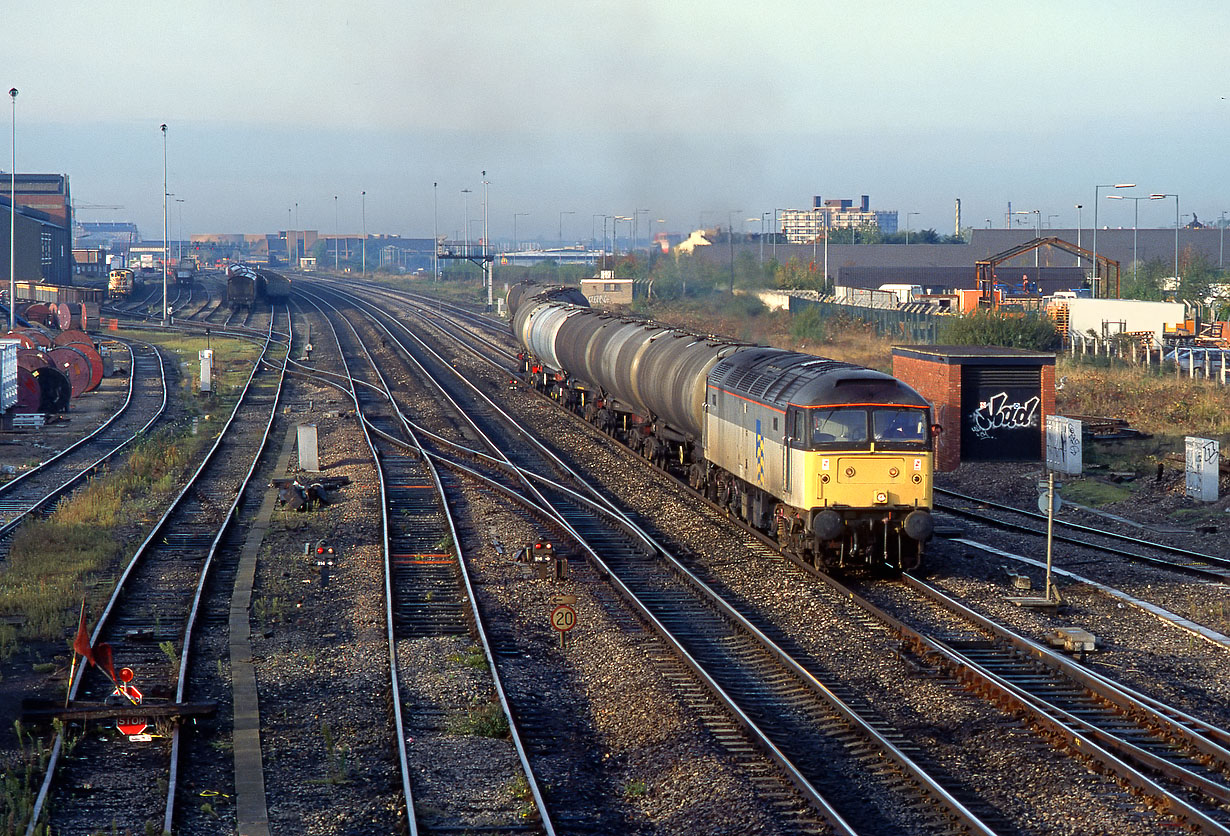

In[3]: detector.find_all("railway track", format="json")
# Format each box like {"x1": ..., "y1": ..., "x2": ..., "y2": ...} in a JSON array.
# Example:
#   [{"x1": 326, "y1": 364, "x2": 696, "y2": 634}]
[
  {"x1": 342, "y1": 282, "x2": 1230, "y2": 834},
  {"x1": 308, "y1": 281, "x2": 1037, "y2": 835},
  {"x1": 846, "y1": 573, "x2": 1230, "y2": 834},
  {"x1": 0, "y1": 339, "x2": 168, "y2": 547},
  {"x1": 300, "y1": 288, "x2": 555, "y2": 835},
  {"x1": 935, "y1": 486, "x2": 1230, "y2": 580},
  {"x1": 24, "y1": 308, "x2": 288, "y2": 836}
]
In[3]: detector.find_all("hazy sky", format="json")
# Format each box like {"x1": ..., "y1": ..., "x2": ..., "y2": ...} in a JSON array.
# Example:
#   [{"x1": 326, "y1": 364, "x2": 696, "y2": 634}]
[{"x1": 7, "y1": 0, "x2": 1229, "y2": 244}]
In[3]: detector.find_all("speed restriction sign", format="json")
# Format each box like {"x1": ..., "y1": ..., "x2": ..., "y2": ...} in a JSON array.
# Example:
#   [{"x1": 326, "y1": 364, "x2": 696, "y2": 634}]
[{"x1": 550, "y1": 605, "x2": 577, "y2": 633}]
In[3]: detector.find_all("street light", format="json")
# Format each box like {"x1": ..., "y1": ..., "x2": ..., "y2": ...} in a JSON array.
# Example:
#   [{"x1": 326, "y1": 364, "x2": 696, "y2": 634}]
[
  {"x1": 1012, "y1": 210, "x2": 1041, "y2": 266},
  {"x1": 1106, "y1": 194, "x2": 1148, "y2": 280},
  {"x1": 1093, "y1": 183, "x2": 1135, "y2": 297},
  {"x1": 175, "y1": 198, "x2": 185, "y2": 263},
  {"x1": 361, "y1": 190, "x2": 366, "y2": 276},
  {"x1": 1150, "y1": 193, "x2": 1180, "y2": 286},
  {"x1": 1220, "y1": 211, "x2": 1227, "y2": 269},
  {"x1": 559, "y1": 210, "x2": 574, "y2": 247},
  {"x1": 430, "y1": 185, "x2": 436, "y2": 280},
  {"x1": 1075, "y1": 204, "x2": 1082, "y2": 266},
  {"x1": 335, "y1": 194, "x2": 340, "y2": 272},
  {"x1": 482, "y1": 170, "x2": 491, "y2": 309},
  {"x1": 8, "y1": 87, "x2": 16, "y2": 332},
  {"x1": 513, "y1": 212, "x2": 529, "y2": 252},
  {"x1": 461, "y1": 188, "x2": 472, "y2": 257},
  {"x1": 905, "y1": 212, "x2": 920, "y2": 245},
  {"x1": 728, "y1": 209, "x2": 741, "y2": 292},
  {"x1": 161, "y1": 123, "x2": 168, "y2": 326}
]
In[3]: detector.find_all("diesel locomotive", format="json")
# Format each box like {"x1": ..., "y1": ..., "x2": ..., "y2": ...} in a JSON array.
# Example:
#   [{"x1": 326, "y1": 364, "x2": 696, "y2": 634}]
[{"x1": 507, "y1": 283, "x2": 936, "y2": 571}]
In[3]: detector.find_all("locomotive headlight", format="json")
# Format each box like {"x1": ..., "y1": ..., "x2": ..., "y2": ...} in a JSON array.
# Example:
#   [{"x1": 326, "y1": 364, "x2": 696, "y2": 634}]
[
  {"x1": 888, "y1": 467, "x2": 899, "y2": 478},
  {"x1": 874, "y1": 491, "x2": 888, "y2": 504}
]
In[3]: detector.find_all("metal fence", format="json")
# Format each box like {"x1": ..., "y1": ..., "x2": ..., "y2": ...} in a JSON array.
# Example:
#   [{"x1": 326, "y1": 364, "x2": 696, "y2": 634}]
[{"x1": 789, "y1": 295, "x2": 945, "y2": 344}]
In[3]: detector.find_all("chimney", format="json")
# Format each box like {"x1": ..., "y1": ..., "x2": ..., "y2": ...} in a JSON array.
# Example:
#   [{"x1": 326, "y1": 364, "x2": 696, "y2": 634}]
[
  {"x1": 813, "y1": 195, "x2": 823, "y2": 209},
  {"x1": 860, "y1": 195, "x2": 870, "y2": 212}
]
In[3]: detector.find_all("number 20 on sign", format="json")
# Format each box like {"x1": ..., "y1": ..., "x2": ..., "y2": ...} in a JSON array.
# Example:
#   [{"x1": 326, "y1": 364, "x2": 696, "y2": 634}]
[{"x1": 550, "y1": 604, "x2": 577, "y2": 649}]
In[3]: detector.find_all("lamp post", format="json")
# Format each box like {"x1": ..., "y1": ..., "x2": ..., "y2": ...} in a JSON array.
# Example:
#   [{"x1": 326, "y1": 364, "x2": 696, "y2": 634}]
[
  {"x1": 1220, "y1": 211, "x2": 1227, "y2": 269},
  {"x1": 823, "y1": 208, "x2": 829, "y2": 290},
  {"x1": 1106, "y1": 194, "x2": 1147, "y2": 280},
  {"x1": 905, "y1": 211, "x2": 920, "y2": 245},
  {"x1": 461, "y1": 188, "x2": 471, "y2": 257},
  {"x1": 1093, "y1": 183, "x2": 1135, "y2": 297},
  {"x1": 430, "y1": 185, "x2": 436, "y2": 280},
  {"x1": 161, "y1": 123, "x2": 169, "y2": 327},
  {"x1": 1012, "y1": 210, "x2": 1041, "y2": 266},
  {"x1": 175, "y1": 198, "x2": 185, "y2": 263},
  {"x1": 559, "y1": 210, "x2": 574, "y2": 247},
  {"x1": 752, "y1": 210, "x2": 762, "y2": 263},
  {"x1": 1150, "y1": 193, "x2": 1180, "y2": 286},
  {"x1": 1075, "y1": 204, "x2": 1082, "y2": 266},
  {"x1": 360, "y1": 190, "x2": 366, "y2": 276},
  {"x1": 335, "y1": 194, "x2": 340, "y2": 272},
  {"x1": 728, "y1": 209, "x2": 741, "y2": 293},
  {"x1": 514, "y1": 212, "x2": 528, "y2": 252},
  {"x1": 482, "y1": 171, "x2": 491, "y2": 309},
  {"x1": 8, "y1": 87, "x2": 16, "y2": 332}
]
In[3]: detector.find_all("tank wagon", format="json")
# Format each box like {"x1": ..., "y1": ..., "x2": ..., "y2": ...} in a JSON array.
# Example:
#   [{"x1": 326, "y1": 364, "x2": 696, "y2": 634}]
[
  {"x1": 255, "y1": 267, "x2": 292, "y2": 303},
  {"x1": 225, "y1": 264, "x2": 292, "y2": 307},
  {"x1": 508, "y1": 283, "x2": 936, "y2": 571}
]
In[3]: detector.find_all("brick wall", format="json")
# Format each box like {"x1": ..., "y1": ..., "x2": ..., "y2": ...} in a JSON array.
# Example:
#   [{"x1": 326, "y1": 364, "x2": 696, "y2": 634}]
[{"x1": 893, "y1": 354, "x2": 962, "y2": 471}]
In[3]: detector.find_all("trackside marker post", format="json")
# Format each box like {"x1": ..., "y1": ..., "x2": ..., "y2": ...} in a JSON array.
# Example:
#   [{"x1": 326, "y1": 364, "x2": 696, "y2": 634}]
[{"x1": 550, "y1": 604, "x2": 577, "y2": 650}]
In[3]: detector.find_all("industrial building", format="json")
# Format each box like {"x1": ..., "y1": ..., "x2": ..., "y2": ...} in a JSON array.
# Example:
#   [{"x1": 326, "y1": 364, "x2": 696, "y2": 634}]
[
  {"x1": 780, "y1": 195, "x2": 899, "y2": 243},
  {"x1": 0, "y1": 175, "x2": 74, "y2": 287}
]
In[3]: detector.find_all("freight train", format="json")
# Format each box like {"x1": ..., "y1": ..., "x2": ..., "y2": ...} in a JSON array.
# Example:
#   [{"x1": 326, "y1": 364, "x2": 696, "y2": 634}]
[
  {"x1": 507, "y1": 283, "x2": 936, "y2": 571},
  {"x1": 225, "y1": 264, "x2": 292, "y2": 308}
]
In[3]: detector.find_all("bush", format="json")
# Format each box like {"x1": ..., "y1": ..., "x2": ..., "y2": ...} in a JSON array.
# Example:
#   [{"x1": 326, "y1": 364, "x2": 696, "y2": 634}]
[{"x1": 937, "y1": 309, "x2": 1060, "y2": 351}]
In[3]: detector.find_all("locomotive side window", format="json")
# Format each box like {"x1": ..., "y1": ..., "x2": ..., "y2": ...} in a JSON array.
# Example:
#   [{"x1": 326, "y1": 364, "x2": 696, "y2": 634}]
[
  {"x1": 811, "y1": 408, "x2": 867, "y2": 445},
  {"x1": 872, "y1": 408, "x2": 927, "y2": 443}
]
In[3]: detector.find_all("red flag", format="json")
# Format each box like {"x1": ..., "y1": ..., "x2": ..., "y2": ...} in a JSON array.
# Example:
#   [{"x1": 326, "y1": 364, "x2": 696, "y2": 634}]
[
  {"x1": 93, "y1": 643, "x2": 116, "y2": 683},
  {"x1": 72, "y1": 604, "x2": 94, "y2": 666}
]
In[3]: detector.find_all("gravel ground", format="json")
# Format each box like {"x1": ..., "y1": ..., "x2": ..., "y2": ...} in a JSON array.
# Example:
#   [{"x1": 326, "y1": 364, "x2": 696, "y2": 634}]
[{"x1": 393, "y1": 303, "x2": 1213, "y2": 835}]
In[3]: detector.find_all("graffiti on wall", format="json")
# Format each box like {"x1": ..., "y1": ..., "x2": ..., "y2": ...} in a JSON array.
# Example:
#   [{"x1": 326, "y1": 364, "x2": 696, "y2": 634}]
[{"x1": 968, "y1": 392, "x2": 1040, "y2": 440}]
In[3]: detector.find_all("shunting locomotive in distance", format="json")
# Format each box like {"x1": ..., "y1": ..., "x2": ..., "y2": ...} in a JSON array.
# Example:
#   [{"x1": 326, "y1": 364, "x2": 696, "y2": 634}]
[{"x1": 507, "y1": 282, "x2": 936, "y2": 571}]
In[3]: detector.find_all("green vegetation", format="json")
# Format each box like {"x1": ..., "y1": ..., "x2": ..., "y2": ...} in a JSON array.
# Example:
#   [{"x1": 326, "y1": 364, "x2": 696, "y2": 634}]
[
  {"x1": 937, "y1": 309, "x2": 1061, "y2": 351},
  {"x1": 0, "y1": 333, "x2": 259, "y2": 662},
  {"x1": 447, "y1": 644, "x2": 489, "y2": 671},
  {"x1": 446, "y1": 700, "x2": 509, "y2": 739}
]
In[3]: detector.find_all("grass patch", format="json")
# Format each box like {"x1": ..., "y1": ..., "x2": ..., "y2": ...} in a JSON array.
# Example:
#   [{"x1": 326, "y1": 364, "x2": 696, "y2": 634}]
[
  {"x1": 0, "y1": 333, "x2": 261, "y2": 659},
  {"x1": 446, "y1": 700, "x2": 509, "y2": 738},
  {"x1": 1057, "y1": 358, "x2": 1230, "y2": 439},
  {"x1": 447, "y1": 645, "x2": 488, "y2": 670},
  {"x1": 1059, "y1": 478, "x2": 1133, "y2": 508}
]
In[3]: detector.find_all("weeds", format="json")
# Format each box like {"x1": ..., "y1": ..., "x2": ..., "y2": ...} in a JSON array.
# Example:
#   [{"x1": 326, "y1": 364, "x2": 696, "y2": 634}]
[
  {"x1": 447, "y1": 645, "x2": 488, "y2": 670},
  {"x1": 159, "y1": 640, "x2": 178, "y2": 671},
  {"x1": 624, "y1": 778, "x2": 648, "y2": 798},
  {"x1": 320, "y1": 723, "x2": 351, "y2": 784},
  {"x1": 446, "y1": 701, "x2": 509, "y2": 738}
]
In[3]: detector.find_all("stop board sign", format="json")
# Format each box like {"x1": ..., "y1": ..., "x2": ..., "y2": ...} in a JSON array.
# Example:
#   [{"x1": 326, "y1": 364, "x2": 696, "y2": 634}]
[
  {"x1": 117, "y1": 717, "x2": 148, "y2": 736},
  {"x1": 550, "y1": 605, "x2": 577, "y2": 633}
]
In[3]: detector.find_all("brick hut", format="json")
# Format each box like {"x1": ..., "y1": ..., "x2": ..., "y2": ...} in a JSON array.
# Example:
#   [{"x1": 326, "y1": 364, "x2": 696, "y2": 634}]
[{"x1": 892, "y1": 346, "x2": 1056, "y2": 472}]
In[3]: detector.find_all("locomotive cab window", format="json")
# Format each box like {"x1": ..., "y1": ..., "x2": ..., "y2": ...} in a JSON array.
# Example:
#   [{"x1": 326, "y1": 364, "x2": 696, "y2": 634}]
[
  {"x1": 809, "y1": 408, "x2": 868, "y2": 447},
  {"x1": 872, "y1": 408, "x2": 928, "y2": 446}
]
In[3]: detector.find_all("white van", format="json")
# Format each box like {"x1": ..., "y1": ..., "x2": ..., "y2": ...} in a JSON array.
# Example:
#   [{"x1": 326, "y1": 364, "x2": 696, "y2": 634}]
[{"x1": 877, "y1": 284, "x2": 922, "y2": 305}]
